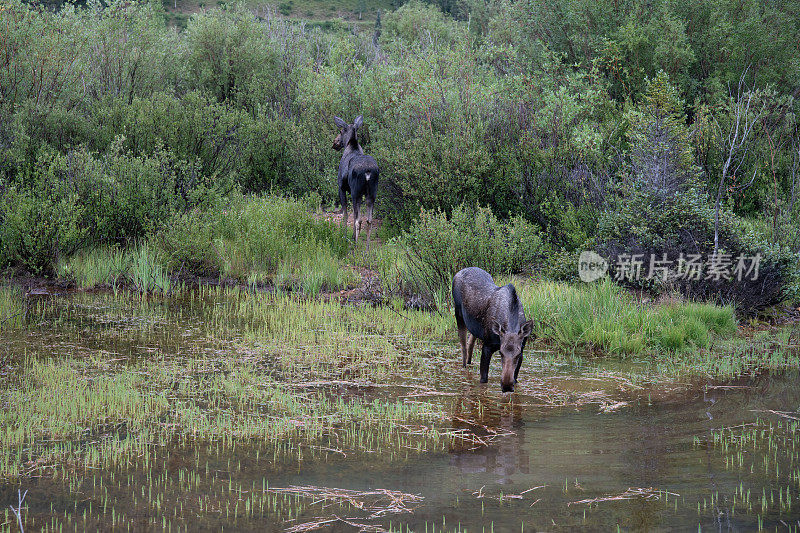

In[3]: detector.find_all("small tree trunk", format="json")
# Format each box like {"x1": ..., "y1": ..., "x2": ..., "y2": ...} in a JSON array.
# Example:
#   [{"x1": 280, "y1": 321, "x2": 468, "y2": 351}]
[{"x1": 713, "y1": 162, "x2": 729, "y2": 254}]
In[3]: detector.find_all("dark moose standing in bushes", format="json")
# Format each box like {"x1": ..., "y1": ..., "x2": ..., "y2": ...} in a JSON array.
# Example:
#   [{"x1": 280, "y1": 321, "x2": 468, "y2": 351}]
[
  {"x1": 333, "y1": 115, "x2": 380, "y2": 249},
  {"x1": 452, "y1": 267, "x2": 533, "y2": 392}
]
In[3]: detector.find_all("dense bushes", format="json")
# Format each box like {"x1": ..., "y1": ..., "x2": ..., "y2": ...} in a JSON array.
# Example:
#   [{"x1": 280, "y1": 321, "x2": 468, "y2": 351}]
[
  {"x1": 0, "y1": 0, "x2": 797, "y2": 313},
  {"x1": 0, "y1": 185, "x2": 85, "y2": 274},
  {"x1": 0, "y1": 142, "x2": 223, "y2": 274},
  {"x1": 596, "y1": 188, "x2": 796, "y2": 313}
]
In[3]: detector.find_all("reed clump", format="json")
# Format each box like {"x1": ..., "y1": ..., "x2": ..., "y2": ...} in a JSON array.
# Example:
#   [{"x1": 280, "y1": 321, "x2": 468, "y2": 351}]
[
  {"x1": 519, "y1": 279, "x2": 737, "y2": 354},
  {"x1": 56, "y1": 242, "x2": 171, "y2": 294}
]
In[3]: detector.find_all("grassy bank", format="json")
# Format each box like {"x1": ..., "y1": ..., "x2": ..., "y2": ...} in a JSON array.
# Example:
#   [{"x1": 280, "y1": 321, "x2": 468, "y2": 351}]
[
  {"x1": 54, "y1": 195, "x2": 358, "y2": 295},
  {"x1": 520, "y1": 280, "x2": 738, "y2": 355}
]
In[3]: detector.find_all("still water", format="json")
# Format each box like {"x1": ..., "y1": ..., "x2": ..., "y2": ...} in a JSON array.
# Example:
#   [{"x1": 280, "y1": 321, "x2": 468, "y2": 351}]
[{"x1": 1, "y1": 288, "x2": 799, "y2": 532}]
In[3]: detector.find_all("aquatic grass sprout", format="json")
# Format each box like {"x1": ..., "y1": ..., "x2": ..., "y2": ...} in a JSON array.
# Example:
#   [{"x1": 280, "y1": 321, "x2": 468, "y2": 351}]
[
  {"x1": 54, "y1": 242, "x2": 171, "y2": 294},
  {"x1": 0, "y1": 287, "x2": 453, "y2": 480},
  {"x1": 217, "y1": 291, "x2": 452, "y2": 381},
  {"x1": 0, "y1": 354, "x2": 445, "y2": 479}
]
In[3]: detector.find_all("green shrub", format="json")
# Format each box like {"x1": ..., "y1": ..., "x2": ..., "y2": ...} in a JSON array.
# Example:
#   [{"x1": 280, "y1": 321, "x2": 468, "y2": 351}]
[
  {"x1": 380, "y1": 1, "x2": 461, "y2": 50},
  {"x1": 0, "y1": 185, "x2": 85, "y2": 275},
  {"x1": 0, "y1": 140, "x2": 225, "y2": 274},
  {"x1": 156, "y1": 209, "x2": 221, "y2": 276},
  {"x1": 2, "y1": 0, "x2": 798, "y2": 290},
  {"x1": 390, "y1": 204, "x2": 546, "y2": 304}
]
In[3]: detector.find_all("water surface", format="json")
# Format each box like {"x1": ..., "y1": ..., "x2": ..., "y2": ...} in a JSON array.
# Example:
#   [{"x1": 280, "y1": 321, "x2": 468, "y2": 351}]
[{"x1": 2, "y1": 288, "x2": 799, "y2": 532}]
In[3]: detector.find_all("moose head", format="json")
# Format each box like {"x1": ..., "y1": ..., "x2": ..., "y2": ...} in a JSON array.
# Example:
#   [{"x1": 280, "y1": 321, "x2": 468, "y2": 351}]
[
  {"x1": 492, "y1": 319, "x2": 534, "y2": 393},
  {"x1": 332, "y1": 115, "x2": 363, "y2": 151}
]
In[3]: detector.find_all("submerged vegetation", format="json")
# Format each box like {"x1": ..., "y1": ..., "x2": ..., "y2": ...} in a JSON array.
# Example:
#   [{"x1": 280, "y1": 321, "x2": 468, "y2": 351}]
[
  {"x1": 0, "y1": 286, "x2": 24, "y2": 331},
  {"x1": 0, "y1": 355, "x2": 443, "y2": 479}
]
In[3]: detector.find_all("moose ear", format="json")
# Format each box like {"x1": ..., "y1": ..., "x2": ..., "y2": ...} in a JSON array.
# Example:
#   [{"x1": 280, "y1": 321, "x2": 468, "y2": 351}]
[
  {"x1": 492, "y1": 321, "x2": 506, "y2": 337},
  {"x1": 520, "y1": 320, "x2": 534, "y2": 339},
  {"x1": 334, "y1": 116, "x2": 347, "y2": 129},
  {"x1": 353, "y1": 115, "x2": 363, "y2": 129}
]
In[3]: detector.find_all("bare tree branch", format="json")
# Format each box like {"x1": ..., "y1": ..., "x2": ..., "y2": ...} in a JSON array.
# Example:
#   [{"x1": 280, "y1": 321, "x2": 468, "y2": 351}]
[{"x1": 713, "y1": 67, "x2": 765, "y2": 253}]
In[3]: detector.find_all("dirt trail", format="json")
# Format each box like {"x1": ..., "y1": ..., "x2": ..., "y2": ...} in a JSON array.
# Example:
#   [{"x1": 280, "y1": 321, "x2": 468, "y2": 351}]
[{"x1": 319, "y1": 209, "x2": 384, "y2": 246}]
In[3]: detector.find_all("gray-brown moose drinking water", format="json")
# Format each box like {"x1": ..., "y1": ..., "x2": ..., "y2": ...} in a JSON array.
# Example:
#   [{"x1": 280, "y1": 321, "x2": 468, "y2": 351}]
[
  {"x1": 333, "y1": 115, "x2": 379, "y2": 249},
  {"x1": 452, "y1": 267, "x2": 533, "y2": 392}
]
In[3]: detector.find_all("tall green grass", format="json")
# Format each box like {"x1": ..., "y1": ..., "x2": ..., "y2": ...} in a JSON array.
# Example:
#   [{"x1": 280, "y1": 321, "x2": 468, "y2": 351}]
[
  {"x1": 159, "y1": 194, "x2": 356, "y2": 293},
  {"x1": 0, "y1": 285, "x2": 24, "y2": 331},
  {"x1": 519, "y1": 280, "x2": 737, "y2": 354},
  {"x1": 56, "y1": 246, "x2": 128, "y2": 289},
  {"x1": 128, "y1": 241, "x2": 172, "y2": 294},
  {"x1": 56, "y1": 243, "x2": 171, "y2": 293},
  {"x1": 56, "y1": 196, "x2": 353, "y2": 294}
]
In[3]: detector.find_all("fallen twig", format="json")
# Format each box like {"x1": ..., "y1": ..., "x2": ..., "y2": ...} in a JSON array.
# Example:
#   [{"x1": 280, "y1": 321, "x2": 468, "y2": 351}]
[
  {"x1": 569, "y1": 487, "x2": 679, "y2": 506},
  {"x1": 267, "y1": 485, "x2": 423, "y2": 519},
  {"x1": 751, "y1": 409, "x2": 800, "y2": 421}
]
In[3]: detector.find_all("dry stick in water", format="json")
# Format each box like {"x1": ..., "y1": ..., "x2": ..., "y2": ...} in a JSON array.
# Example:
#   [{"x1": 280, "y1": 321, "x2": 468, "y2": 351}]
[
  {"x1": 569, "y1": 487, "x2": 679, "y2": 506},
  {"x1": 751, "y1": 409, "x2": 800, "y2": 421},
  {"x1": 9, "y1": 489, "x2": 27, "y2": 533},
  {"x1": 268, "y1": 485, "x2": 423, "y2": 519}
]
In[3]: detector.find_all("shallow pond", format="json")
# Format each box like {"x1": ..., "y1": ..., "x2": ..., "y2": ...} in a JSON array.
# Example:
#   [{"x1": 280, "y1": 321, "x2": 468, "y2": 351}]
[{"x1": 2, "y1": 288, "x2": 800, "y2": 531}]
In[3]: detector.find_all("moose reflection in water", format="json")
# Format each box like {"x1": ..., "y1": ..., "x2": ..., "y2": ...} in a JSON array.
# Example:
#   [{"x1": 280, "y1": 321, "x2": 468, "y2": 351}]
[{"x1": 449, "y1": 387, "x2": 529, "y2": 484}]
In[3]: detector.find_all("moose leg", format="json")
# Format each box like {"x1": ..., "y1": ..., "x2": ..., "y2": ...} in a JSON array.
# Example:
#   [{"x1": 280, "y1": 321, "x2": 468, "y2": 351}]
[
  {"x1": 479, "y1": 344, "x2": 494, "y2": 384},
  {"x1": 352, "y1": 200, "x2": 361, "y2": 244},
  {"x1": 364, "y1": 197, "x2": 374, "y2": 250},
  {"x1": 339, "y1": 189, "x2": 349, "y2": 232},
  {"x1": 514, "y1": 354, "x2": 523, "y2": 383},
  {"x1": 455, "y1": 307, "x2": 468, "y2": 367},
  {"x1": 466, "y1": 333, "x2": 477, "y2": 365},
  {"x1": 458, "y1": 327, "x2": 469, "y2": 367}
]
